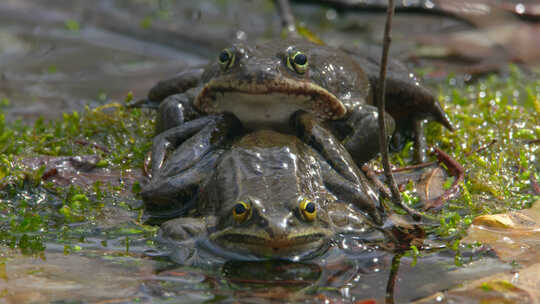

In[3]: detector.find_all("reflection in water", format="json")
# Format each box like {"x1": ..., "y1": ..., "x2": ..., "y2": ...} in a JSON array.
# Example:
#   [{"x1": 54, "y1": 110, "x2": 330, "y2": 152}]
[
  {"x1": 146, "y1": 233, "x2": 508, "y2": 303},
  {"x1": 223, "y1": 260, "x2": 321, "y2": 289}
]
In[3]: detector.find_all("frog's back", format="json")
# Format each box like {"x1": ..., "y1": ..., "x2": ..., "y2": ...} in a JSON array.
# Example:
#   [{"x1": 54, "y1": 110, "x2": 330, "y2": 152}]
[
  {"x1": 199, "y1": 130, "x2": 326, "y2": 213},
  {"x1": 341, "y1": 45, "x2": 453, "y2": 131}
]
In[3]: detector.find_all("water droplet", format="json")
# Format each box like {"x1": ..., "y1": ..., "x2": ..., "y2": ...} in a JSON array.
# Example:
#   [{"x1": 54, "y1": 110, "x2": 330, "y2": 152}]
[
  {"x1": 236, "y1": 30, "x2": 246, "y2": 40},
  {"x1": 515, "y1": 3, "x2": 525, "y2": 14},
  {"x1": 325, "y1": 9, "x2": 337, "y2": 20}
]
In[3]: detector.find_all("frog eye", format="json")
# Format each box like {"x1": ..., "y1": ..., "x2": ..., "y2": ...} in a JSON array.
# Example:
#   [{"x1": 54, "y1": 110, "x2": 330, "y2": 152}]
[
  {"x1": 287, "y1": 51, "x2": 309, "y2": 74},
  {"x1": 218, "y1": 48, "x2": 235, "y2": 70},
  {"x1": 299, "y1": 198, "x2": 316, "y2": 221},
  {"x1": 232, "y1": 201, "x2": 251, "y2": 223}
]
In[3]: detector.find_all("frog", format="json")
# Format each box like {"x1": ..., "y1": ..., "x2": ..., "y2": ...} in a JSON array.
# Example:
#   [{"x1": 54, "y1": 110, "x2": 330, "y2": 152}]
[
  {"x1": 138, "y1": 37, "x2": 454, "y2": 167},
  {"x1": 142, "y1": 129, "x2": 382, "y2": 260}
]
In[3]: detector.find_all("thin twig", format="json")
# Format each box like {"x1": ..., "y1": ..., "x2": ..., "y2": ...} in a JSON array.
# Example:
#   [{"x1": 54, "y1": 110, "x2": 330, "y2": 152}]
[
  {"x1": 374, "y1": 161, "x2": 437, "y2": 174},
  {"x1": 377, "y1": 0, "x2": 397, "y2": 201},
  {"x1": 464, "y1": 139, "x2": 497, "y2": 157},
  {"x1": 385, "y1": 252, "x2": 402, "y2": 304},
  {"x1": 274, "y1": 0, "x2": 299, "y2": 37},
  {"x1": 376, "y1": 0, "x2": 421, "y2": 220},
  {"x1": 530, "y1": 172, "x2": 540, "y2": 195},
  {"x1": 525, "y1": 138, "x2": 540, "y2": 145},
  {"x1": 424, "y1": 147, "x2": 465, "y2": 210}
]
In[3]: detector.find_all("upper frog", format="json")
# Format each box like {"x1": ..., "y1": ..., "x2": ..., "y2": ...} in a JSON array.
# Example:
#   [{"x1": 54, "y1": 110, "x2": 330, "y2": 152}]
[
  {"x1": 193, "y1": 38, "x2": 369, "y2": 129},
  {"x1": 142, "y1": 37, "x2": 453, "y2": 165}
]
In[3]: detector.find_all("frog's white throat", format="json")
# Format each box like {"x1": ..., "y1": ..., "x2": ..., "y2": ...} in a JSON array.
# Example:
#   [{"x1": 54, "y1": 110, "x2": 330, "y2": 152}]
[
  {"x1": 195, "y1": 78, "x2": 347, "y2": 130},
  {"x1": 211, "y1": 92, "x2": 313, "y2": 131}
]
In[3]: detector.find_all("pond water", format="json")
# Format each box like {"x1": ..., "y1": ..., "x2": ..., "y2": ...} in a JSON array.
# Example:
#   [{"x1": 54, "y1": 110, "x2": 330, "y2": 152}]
[{"x1": 1, "y1": 0, "x2": 539, "y2": 303}]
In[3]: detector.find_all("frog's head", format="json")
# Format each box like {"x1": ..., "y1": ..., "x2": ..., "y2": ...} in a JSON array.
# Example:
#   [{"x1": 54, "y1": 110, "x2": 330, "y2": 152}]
[
  {"x1": 194, "y1": 38, "x2": 369, "y2": 130},
  {"x1": 200, "y1": 133, "x2": 335, "y2": 259},
  {"x1": 209, "y1": 194, "x2": 334, "y2": 259}
]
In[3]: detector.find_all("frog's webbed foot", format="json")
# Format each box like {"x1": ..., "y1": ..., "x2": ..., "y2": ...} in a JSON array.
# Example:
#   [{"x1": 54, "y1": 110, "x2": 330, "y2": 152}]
[
  {"x1": 142, "y1": 150, "x2": 223, "y2": 221},
  {"x1": 151, "y1": 113, "x2": 243, "y2": 177},
  {"x1": 142, "y1": 114, "x2": 243, "y2": 221},
  {"x1": 327, "y1": 200, "x2": 381, "y2": 234},
  {"x1": 325, "y1": 104, "x2": 395, "y2": 165},
  {"x1": 317, "y1": 154, "x2": 382, "y2": 225},
  {"x1": 158, "y1": 216, "x2": 213, "y2": 242},
  {"x1": 157, "y1": 216, "x2": 216, "y2": 265}
]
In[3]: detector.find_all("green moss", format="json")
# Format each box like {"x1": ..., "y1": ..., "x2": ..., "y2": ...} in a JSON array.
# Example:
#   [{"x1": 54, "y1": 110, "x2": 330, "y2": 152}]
[
  {"x1": 64, "y1": 19, "x2": 80, "y2": 32},
  {"x1": 0, "y1": 100, "x2": 155, "y2": 254},
  {"x1": 394, "y1": 66, "x2": 539, "y2": 241}
]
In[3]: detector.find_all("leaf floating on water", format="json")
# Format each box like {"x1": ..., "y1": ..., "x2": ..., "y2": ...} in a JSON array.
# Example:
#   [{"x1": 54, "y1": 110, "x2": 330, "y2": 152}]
[
  {"x1": 462, "y1": 200, "x2": 540, "y2": 264},
  {"x1": 472, "y1": 213, "x2": 536, "y2": 229}
]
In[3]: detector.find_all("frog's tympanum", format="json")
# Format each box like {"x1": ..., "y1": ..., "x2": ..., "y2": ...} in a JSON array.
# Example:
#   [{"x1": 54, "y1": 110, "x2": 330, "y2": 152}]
[
  {"x1": 142, "y1": 37, "x2": 453, "y2": 166},
  {"x1": 142, "y1": 130, "x2": 380, "y2": 259}
]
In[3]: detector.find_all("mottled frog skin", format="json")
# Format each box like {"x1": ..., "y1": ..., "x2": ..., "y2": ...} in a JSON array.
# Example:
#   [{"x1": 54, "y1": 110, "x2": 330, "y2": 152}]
[
  {"x1": 143, "y1": 130, "x2": 380, "y2": 259},
  {"x1": 141, "y1": 37, "x2": 453, "y2": 166},
  {"x1": 139, "y1": 37, "x2": 453, "y2": 259}
]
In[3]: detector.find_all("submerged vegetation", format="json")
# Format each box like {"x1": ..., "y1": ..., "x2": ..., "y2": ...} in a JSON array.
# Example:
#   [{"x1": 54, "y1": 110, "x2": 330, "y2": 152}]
[{"x1": 0, "y1": 68, "x2": 538, "y2": 256}]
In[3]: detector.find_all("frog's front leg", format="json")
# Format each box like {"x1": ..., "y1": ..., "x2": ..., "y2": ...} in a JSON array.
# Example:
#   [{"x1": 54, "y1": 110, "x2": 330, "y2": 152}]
[
  {"x1": 151, "y1": 113, "x2": 242, "y2": 177},
  {"x1": 291, "y1": 111, "x2": 366, "y2": 186},
  {"x1": 159, "y1": 216, "x2": 215, "y2": 242},
  {"x1": 157, "y1": 216, "x2": 217, "y2": 265},
  {"x1": 142, "y1": 150, "x2": 224, "y2": 221},
  {"x1": 130, "y1": 68, "x2": 204, "y2": 109},
  {"x1": 155, "y1": 90, "x2": 202, "y2": 134},
  {"x1": 292, "y1": 112, "x2": 382, "y2": 224},
  {"x1": 325, "y1": 104, "x2": 395, "y2": 165},
  {"x1": 143, "y1": 114, "x2": 242, "y2": 220},
  {"x1": 327, "y1": 201, "x2": 381, "y2": 234},
  {"x1": 149, "y1": 68, "x2": 204, "y2": 104},
  {"x1": 317, "y1": 153, "x2": 382, "y2": 225}
]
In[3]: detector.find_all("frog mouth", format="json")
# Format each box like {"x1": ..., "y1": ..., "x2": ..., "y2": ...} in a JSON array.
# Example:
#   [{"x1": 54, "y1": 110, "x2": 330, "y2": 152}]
[
  {"x1": 220, "y1": 233, "x2": 327, "y2": 247},
  {"x1": 194, "y1": 78, "x2": 347, "y2": 125},
  {"x1": 211, "y1": 230, "x2": 331, "y2": 257}
]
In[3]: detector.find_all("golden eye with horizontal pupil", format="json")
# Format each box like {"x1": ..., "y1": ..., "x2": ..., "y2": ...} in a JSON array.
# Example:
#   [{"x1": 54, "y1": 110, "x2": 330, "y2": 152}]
[
  {"x1": 287, "y1": 51, "x2": 309, "y2": 74},
  {"x1": 300, "y1": 199, "x2": 316, "y2": 221},
  {"x1": 218, "y1": 48, "x2": 235, "y2": 70},
  {"x1": 232, "y1": 201, "x2": 250, "y2": 223}
]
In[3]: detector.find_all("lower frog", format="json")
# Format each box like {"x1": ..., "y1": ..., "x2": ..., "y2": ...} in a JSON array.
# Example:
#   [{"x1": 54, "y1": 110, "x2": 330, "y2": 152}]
[
  {"x1": 142, "y1": 129, "x2": 383, "y2": 260},
  {"x1": 138, "y1": 37, "x2": 453, "y2": 166}
]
